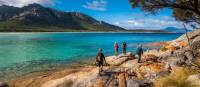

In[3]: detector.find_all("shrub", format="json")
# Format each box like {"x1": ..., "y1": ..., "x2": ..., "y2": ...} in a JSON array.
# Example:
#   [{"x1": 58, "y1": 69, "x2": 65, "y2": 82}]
[
  {"x1": 174, "y1": 46, "x2": 181, "y2": 50},
  {"x1": 161, "y1": 47, "x2": 168, "y2": 52},
  {"x1": 193, "y1": 57, "x2": 200, "y2": 67},
  {"x1": 154, "y1": 67, "x2": 199, "y2": 87}
]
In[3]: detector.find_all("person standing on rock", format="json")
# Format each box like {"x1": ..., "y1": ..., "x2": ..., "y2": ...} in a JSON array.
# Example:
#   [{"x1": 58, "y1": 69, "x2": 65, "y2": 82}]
[
  {"x1": 114, "y1": 42, "x2": 119, "y2": 56},
  {"x1": 136, "y1": 44, "x2": 143, "y2": 63},
  {"x1": 96, "y1": 48, "x2": 106, "y2": 73},
  {"x1": 122, "y1": 42, "x2": 127, "y2": 55}
]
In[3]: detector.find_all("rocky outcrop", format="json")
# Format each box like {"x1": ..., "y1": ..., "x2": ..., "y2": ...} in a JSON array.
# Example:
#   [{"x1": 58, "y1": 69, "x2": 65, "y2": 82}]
[
  {"x1": 0, "y1": 82, "x2": 9, "y2": 87},
  {"x1": 126, "y1": 79, "x2": 153, "y2": 87},
  {"x1": 176, "y1": 29, "x2": 200, "y2": 42},
  {"x1": 106, "y1": 52, "x2": 134, "y2": 66},
  {"x1": 161, "y1": 49, "x2": 195, "y2": 67},
  {"x1": 157, "y1": 29, "x2": 200, "y2": 67},
  {"x1": 191, "y1": 36, "x2": 200, "y2": 56},
  {"x1": 187, "y1": 74, "x2": 200, "y2": 86},
  {"x1": 175, "y1": 29, "x2": 200, "y2": 56},
  {"x1": 143, "y1": 42, "x2": 166, "y2": 48},
  {"x1": 142, "y1": 54, "x2": 159, "y2": 63},
  {"x1": 42, "y1": 68, "x2": 99, "y2": 87}
]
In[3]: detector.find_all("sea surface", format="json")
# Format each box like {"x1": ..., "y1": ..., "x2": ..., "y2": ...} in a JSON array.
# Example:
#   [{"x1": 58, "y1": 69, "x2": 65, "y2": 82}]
[{"x1": 0, "y1": 32, "x2": 182, "y2": 80}]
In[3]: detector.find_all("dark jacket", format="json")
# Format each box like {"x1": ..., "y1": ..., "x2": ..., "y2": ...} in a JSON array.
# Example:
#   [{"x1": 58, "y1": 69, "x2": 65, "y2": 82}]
[
  {"x1": 96, "y1": 52, "x2": 105, "y2": 62},
  {"x1": 122, "y1": 43, "x2": 127, "y2": 49},
  {"x1": 136, "y1": 47, "x2": 143, "y2": 55}
]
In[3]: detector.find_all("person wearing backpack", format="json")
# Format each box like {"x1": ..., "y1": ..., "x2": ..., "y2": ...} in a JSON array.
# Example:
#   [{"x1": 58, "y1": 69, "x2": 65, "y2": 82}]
[
  {"x1": 96, "y1": 48, "x2": 106, "y2": 73},
  {"x1": 136, "y1": 44, "x2": 143, "y2": 63}
]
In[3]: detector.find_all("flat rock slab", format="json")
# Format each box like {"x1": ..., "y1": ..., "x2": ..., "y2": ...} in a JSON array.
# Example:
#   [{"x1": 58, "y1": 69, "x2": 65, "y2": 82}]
[
  {"x1": 187, "y1": 74, "x2": 200, "y2": 86},
  {"x1": 106, "y1": 52, "x2": 134, "y2": 66},
  {"x1": 121, "y1": 60, "x2": 140, "y2": 70},
  {"x1": 42, "y1": 68, "x2": 100, "y2": 87}
]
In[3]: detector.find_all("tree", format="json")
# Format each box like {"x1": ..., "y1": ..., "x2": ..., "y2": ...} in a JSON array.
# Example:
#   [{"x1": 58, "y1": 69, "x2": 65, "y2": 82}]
[
  {"x1": 183, "y1": 23, "x2": 191, "y2": 46},
  {"x1": 129, "y1": 0, "x2": 200, "y2": 24},
  {"x1": 129, "y1": 0, "x2": 199, "y2": 59}
]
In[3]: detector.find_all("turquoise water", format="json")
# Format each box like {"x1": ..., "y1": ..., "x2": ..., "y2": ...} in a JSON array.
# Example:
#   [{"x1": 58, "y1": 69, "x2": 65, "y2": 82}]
[{"x1": 0, "y1": 33, "x2": 182, "y2": 80}]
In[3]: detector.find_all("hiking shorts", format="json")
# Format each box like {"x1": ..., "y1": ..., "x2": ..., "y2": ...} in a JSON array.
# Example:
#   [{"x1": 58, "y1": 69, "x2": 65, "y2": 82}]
[{"x1": 97, "y1": 61, "x2": 103, "y2": 67}]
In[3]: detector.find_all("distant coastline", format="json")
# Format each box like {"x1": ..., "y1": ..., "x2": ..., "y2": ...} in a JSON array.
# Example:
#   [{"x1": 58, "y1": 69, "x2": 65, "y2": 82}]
[
  {"x1": 0, "y1": 32, "x2": 181, "y2": 34},
  {"x1": 0, "y1": 29, "x2": 182, "y2": 34}
]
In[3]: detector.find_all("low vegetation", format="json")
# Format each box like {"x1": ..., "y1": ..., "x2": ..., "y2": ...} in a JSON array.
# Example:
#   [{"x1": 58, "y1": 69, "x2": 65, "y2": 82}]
[{"x1": 154, "y1": 67, "x2": 200, "y2": 87}]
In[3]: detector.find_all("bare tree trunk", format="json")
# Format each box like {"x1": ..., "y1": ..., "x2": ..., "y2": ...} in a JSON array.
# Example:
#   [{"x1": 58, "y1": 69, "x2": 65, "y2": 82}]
[
  {"x1": 183, "y1": 23, "x2": 191, "y2": 47},
  {"x1": 183, "y1": 23, "x2": 195, "y2": 60}
]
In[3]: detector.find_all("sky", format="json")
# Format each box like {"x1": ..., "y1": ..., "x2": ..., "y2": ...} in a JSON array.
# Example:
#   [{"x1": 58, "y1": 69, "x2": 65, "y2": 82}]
[{"x1": 0, "y1": 0, "x2": 186, "y2": 30}]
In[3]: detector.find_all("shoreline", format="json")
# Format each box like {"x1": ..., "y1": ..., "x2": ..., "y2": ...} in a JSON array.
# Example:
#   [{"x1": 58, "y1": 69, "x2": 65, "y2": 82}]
[
  {"x1": 0, "y1": 59, "x2": 94, "y2": 81},
  {"x1": 8, "y1": 65, "x2": 96, "y2": 87}
]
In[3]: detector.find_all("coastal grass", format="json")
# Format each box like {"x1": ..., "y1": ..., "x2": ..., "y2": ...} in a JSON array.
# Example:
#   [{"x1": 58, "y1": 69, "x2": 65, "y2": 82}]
[
  {"x1": 154, "y1": 67, "x2": 200, "y2": 87},
  {"x1": 193, "y1": 56, "x2": 200, "y2": 67}
]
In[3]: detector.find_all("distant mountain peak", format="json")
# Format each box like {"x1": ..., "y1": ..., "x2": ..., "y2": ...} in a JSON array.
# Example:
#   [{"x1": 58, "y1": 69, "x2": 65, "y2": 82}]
[{"x1": 25, "y1": 3, "x2": 43, "y2": 7}]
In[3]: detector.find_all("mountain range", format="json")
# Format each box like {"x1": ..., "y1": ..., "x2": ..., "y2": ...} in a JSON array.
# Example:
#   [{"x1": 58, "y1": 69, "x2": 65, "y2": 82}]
[
  {"x1": 164, "y1": 27, "x2": 191, "y2": 33},
  {"x1": 0, "y1": 4, "x2": 125, "y2": 32}
]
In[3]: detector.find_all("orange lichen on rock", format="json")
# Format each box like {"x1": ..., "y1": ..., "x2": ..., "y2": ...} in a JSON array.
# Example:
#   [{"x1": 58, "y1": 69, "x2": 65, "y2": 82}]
[
  {"x1": 142, "y1": 54, "x2": 158, "y2": 62},
  {"x1": 135, "y1": 63, "x2": 166, "y2": 79},
  {"x1": 140, "y1": 63, "x2": 165, "y2": 73},
  {"x1": 163, "y1": 40, "x2": 188, "y2": 51},
  {"x1": 143, "y1": 49, "x2": 162, "y2": 57},
  {"x1": 175, "y1": 40, "x2": 188, "y2": 47},
  {"x1": 164, "y1": 44, "x2": 179, "y2": 51}
]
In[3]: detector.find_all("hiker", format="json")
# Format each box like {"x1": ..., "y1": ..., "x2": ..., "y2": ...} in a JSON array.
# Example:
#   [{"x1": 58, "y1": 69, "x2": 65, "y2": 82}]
[
  {"x1": 114, "y1": 42, "x2": 119, "y2": 56},
  {"x1": 122, "y1": 42, "x2": 127, "y2": 54},
  {"x1": 96, "y1": 48, "x2": 106, "y2": 73},
  {"x1": 136, "y1": 44, "x2": 143, "y2": 63}
]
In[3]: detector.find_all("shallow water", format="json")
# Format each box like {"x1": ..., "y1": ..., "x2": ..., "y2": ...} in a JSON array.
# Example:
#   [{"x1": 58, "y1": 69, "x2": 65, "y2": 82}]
[{"x1": 0, "y1": 32, "x2": 182, "y2": 80}]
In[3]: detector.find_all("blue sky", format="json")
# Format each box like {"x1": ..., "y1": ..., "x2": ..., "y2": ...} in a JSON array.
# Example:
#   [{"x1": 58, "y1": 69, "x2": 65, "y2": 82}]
[
  {"x1": 0, "y1": 0, "x2": 184, "y2": 30},
  {"x1": 48, "y1": 0, "x2": 184, "y2": 30}
]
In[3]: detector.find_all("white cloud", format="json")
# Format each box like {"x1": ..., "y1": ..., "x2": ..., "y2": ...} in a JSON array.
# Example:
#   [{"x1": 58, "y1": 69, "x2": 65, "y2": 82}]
[
  {"x1": 113, "y1": 16, "x2": 183, "y2": 30},
  {"x1": 0, "y1": 0, "x2": 54, "y2": 7},
  {"x1": 83, "y1": 0, "x2": 107, "y2": 11},
  {"x1": 127, "y1": 20, "x2": 144, "y2": 26},
  {"x1": 162, "y1": 16, "x2": 174, "y2": 21},
  {"x1": 0, "y1": 1, "x2": 5, "y2": 5}
]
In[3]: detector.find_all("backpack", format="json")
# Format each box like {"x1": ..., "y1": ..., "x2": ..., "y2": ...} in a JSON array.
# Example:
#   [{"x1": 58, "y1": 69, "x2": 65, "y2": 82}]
[
  {"x1": 123, "y1": 43, "x2": 126, "y2": 48},
  {"x1": 96, "y1": 53, "x2": 102, "y2": 62},
  {"x1": 97, "y1": 55, "x2": 101, "y2": 62}
]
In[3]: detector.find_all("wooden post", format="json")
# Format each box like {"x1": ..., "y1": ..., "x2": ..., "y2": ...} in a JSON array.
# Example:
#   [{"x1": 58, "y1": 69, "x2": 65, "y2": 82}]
[{"x1": 118, "y1": 73, "x2": 127, "y2": 87}]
